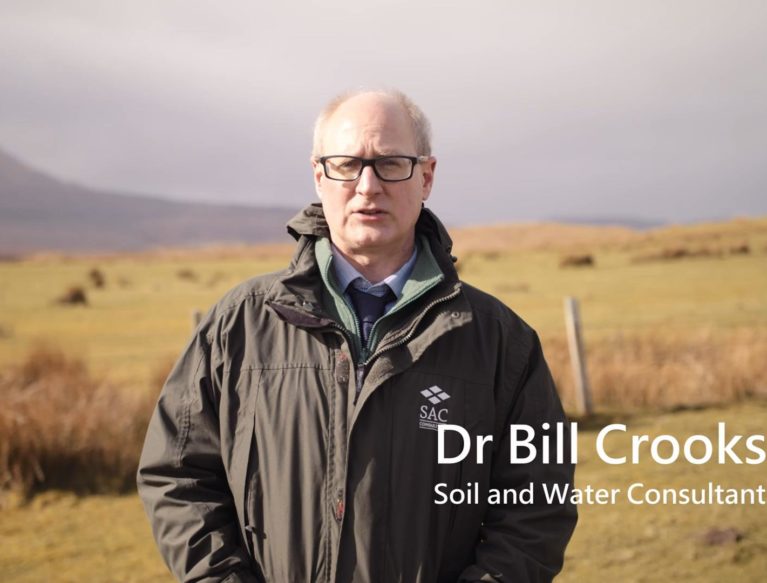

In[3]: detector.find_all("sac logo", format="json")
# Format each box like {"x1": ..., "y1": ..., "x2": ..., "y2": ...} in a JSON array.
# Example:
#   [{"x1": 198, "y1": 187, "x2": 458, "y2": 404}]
[{"x1": 419, "y1": 386, "x2": 450, "y2": 431}]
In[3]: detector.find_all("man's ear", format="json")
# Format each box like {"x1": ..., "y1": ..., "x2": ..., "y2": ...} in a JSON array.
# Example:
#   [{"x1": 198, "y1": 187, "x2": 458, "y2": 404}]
[
  {"x1": 311, "y1": 157, "x2": 324, "y2": 199},
  {"x1": 420, "y1": 156, "x2": 436, "y2": 202}
]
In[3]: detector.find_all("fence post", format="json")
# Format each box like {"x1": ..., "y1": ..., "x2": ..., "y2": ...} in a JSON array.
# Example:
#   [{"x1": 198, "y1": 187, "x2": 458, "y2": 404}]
[{"x1": 563, "y1": 297, "x2": 594, "y2": 416}]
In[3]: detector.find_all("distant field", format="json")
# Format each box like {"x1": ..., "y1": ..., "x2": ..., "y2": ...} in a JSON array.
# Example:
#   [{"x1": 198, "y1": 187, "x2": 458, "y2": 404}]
[
  {"x1": 1, "y1": 217, "x2": 765, "y2": 402},
  {"x1": 454, "y1": 217, "x2": 767, "y2": 335},
  {"x1": 0, "y1": 252, "x2": 290, "y2": 389}
]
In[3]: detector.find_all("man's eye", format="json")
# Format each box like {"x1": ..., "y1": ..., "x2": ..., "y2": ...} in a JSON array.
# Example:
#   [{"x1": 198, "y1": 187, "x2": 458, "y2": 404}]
[
  {"x1": 379, "y1": 158, "x2": 404, "y2": 169},
  {"x1": 331, "y1": 159, "x2": 360, "y2": 172}
]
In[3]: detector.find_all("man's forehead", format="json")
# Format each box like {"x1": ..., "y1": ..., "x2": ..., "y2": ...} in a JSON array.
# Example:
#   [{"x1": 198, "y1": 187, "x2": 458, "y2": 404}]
[{"x1": 322, "y1": 95, "x2": 416, "y2": 152}]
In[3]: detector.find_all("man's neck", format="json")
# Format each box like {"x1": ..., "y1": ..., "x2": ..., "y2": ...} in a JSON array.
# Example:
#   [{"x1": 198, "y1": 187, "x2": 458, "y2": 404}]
[{"x1": 334, "y1": 242, "x2": 415, "y2": 284}]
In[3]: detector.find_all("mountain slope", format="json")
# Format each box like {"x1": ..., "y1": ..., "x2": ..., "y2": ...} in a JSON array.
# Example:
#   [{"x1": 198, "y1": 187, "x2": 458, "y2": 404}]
[{"x1": 0, "y1": 148, "x2": 298, "y2": 253}]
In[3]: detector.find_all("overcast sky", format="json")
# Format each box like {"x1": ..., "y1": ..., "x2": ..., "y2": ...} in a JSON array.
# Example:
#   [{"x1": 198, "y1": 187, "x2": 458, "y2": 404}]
[{"x1": 2, "y1": 1, "x2": 766, "y2": 225}]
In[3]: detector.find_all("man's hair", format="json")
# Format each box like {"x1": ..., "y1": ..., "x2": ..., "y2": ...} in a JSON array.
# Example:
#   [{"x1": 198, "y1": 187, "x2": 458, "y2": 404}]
[{"x1": 312, "y1": 88, "x2": 432, "y2": 158}]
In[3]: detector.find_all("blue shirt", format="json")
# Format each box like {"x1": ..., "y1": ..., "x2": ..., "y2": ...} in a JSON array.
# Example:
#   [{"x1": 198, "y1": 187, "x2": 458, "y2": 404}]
[{"x1": 331, "y1": 243, "x2": 418, "y2": 313}]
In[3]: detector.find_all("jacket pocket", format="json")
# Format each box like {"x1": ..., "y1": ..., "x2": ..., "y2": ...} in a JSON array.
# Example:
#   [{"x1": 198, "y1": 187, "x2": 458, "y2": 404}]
[
  {"x1": 247, "y1": 365, "x2": 332, "y2": 582},
  {"x1": 384, "y1": 368, "x2": 494, "y2": 581}
]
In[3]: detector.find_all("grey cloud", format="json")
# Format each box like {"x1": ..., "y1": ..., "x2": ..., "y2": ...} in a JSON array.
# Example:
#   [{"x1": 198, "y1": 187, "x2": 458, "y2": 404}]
[{"x1": 1, "y1": 0, "x2": 765, "y2": 224}]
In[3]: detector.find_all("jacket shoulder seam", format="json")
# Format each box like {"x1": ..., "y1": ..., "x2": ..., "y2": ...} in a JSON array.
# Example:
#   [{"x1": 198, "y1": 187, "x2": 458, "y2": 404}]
[{"x1": 202, "y1": 290, "x2": 270, "y2": 344}]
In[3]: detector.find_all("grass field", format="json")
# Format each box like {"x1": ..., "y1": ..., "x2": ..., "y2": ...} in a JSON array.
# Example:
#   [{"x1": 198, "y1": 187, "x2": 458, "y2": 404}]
[
  {"x1": 0, "y1": 252, "x2": 290, "y2": 389},
  {"x1": 2, "y1": 217, "x2": 767, "y2": 581},
  {"x1": 560, "y1": 402, "x2": 767, "y2": 583},
  {"x1": 1, "y1": 402, "x2": 764, "y2": 582},
  {"x1": 1, "y1": 218, "x2": 765, "y2": 393}
]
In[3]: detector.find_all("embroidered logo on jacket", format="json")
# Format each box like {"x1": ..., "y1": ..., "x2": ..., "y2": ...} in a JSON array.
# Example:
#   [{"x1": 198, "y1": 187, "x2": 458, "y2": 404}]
[{"x1": 419, "y1": 386, "x2": 450, "y2": 430}]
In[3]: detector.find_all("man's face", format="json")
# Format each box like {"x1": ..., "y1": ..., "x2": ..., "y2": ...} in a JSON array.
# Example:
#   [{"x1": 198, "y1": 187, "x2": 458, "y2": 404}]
[{"x1": 312, "y1": 94, "x2": 435, "y2": 260}]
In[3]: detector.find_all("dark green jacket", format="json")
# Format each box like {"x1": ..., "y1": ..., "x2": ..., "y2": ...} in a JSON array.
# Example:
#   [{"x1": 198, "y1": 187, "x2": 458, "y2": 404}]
[{"x1": 137, "y1": 204, "x2": 577, "y2": 583}]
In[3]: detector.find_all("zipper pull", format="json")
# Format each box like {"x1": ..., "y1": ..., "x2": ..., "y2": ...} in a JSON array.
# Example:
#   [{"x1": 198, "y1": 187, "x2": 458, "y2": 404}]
[
  {"x1": 354, "y1": 364, "x2": 365, "y2": 403},
  {"x1": 334, "y1": 489, "x2": 345, "y2": 522}
]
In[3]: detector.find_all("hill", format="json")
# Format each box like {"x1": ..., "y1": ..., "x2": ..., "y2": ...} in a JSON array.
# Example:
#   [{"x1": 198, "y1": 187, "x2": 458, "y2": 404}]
[{"x1": 0, "y1": 148, "x2": 297, "y2": 253}]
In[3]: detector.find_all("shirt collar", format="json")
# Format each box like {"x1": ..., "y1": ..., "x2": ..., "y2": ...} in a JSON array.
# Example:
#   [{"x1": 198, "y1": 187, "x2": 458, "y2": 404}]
[{"x1": 330, "y1": 242, "x2": 418, "y2": 300}]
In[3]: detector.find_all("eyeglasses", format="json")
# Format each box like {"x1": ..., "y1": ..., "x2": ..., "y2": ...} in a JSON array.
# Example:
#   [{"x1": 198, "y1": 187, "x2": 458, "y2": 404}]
[{"x1": 317, "y1": 155, "x2": 429, "y2": 182}]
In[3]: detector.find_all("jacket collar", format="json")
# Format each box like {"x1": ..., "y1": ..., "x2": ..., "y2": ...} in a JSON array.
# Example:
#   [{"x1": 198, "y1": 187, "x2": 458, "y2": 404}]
[
  {"x1": 286, "y1": 202, "x2": 330, "y2": 240},
  {"x1": 270, "y1": 203, "x2": 473, "y2": 416},
  {"x1": 284, "y1": 202, "x2": 458, "y2": 282},
  {"x1": 268, "y1": 202, "x2": 461, "y2": 327}
]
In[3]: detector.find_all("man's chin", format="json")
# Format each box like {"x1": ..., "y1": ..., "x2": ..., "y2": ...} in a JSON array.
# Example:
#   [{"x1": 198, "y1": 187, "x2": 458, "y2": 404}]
[
  {"x1": 345, "y1": 232, "x2": 396, "y2": 255},
  {"x1": 350, "y1": 226, "x2": 389, "y2": 243}
]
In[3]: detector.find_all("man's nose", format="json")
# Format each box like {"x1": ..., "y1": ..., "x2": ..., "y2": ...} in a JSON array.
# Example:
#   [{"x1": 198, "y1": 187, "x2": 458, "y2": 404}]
[{"x1": 356, "y1": 165, "x2": 383, "y2": 196}]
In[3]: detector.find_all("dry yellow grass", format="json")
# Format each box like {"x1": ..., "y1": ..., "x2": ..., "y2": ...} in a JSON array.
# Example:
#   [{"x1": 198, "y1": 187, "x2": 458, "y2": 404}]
[
  {"x1": 453, "y1": 222, "x2": 642, "y2": 252},
  {"x1": 452, "y1": 215, "x2": 767, "y2": 253},
  {"x1": 1, "y1": 491, "x2": 173, "y2": 583},
  {"x1": 1, "y1": 216, "x2": 766, "y2": 582},
  {"x1": 543, "y1": 328, "x2": 767, "y2": 412},
  {"x1": 1, "y1": 402, "x2": 764, "y2": 583},
  {"x1": 559, "y1": 400, "x2": 767, "y2": 583},
  {"x1": 0, "y1": 215, "x2": 765, "y2": 498},
  {"x1": 24, "y1": 242, "x2": 295, "y2": 263},
  {"x1": 0, "y1": 345, "x2": 156, "y2": 498}
]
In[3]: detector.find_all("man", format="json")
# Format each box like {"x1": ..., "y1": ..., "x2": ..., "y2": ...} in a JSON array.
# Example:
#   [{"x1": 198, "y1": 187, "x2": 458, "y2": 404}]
[{"x1": 138, "y1": 89, "x2": 577, "y2": 583}]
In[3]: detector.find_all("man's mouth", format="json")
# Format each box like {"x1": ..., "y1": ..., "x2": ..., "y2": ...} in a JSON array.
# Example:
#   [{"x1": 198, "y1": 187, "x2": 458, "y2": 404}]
[{"x1": 355, "y1": 209, "x2": 386, "y2": 216}]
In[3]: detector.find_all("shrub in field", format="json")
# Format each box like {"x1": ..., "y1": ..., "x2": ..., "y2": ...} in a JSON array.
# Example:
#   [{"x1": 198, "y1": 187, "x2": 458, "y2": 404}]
[
  {"x1": 544, "y1": 328, "x2": 767, "y2": 412},
  {"x1": 631, "y1": 246, "x2": 724, "y2": 263},
  {"x1": 56, "y1": 286, "x2": 88, "y2": 306},
  {"x1": 0, "y1": 344, "x2": 156, "y2": 499},
  {"x1": 176, "y1": 268, "x2": 198, "y2": 281},
  {"x1": 88, "y1": 267, "x2": 106, "y2": 288},
  {"x1": 559, "y1": 254, "x2": 594, "y2": 268}
]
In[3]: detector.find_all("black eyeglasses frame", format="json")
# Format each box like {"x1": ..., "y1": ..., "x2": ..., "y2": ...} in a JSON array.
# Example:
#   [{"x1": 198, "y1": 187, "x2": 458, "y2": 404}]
[{"x1": 316, "y1": 155, "x2": 429, "y2": 182}]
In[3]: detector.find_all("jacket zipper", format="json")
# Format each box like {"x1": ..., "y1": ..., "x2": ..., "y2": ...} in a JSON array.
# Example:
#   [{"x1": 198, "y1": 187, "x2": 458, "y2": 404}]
[
  {"x1": 284, "y1": 288, "x2": 461, "y2": 541},
  {"x1": 332, "y1": 285, "x2": 462, "y2": 579},
  {"x1": 334, "y1": 488, "x2": 345, "y2": 522},
  {"x1": 282, "y1": 285, "x2": 461, "y2": 408},
  {"x1": 352, "y1": 285, "x2": 461, "y2": 405},
  {"x1": 355, "y1": 363, "x2": 365, "y2": 397},
  {"x1": 325, "y1": 320, "x2": 368, "y2": 398},
  {"x1": 287, "y1": 287, "x2": 462, "y2": 576}
]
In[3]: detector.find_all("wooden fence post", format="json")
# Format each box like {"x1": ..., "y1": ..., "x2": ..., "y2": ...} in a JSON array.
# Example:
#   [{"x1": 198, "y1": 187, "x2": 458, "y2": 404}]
[{"x1": 563, "y1": 297, "x2": 594, "y2": 416}]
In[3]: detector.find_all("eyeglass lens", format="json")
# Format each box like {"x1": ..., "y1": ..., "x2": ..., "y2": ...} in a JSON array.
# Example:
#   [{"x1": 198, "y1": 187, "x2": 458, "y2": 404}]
[{"x1": 323, "y1": 156, "x2": 414, "y2": 181}]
